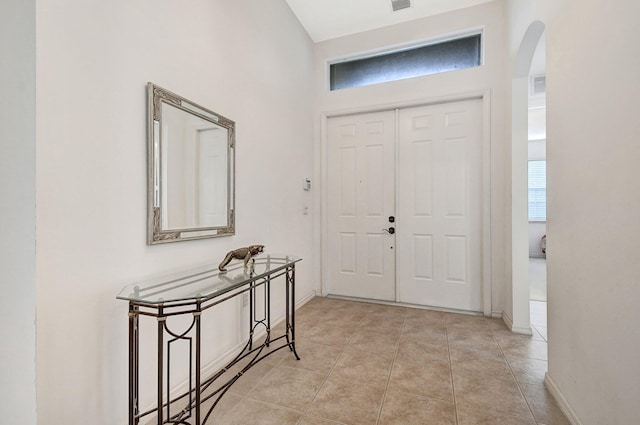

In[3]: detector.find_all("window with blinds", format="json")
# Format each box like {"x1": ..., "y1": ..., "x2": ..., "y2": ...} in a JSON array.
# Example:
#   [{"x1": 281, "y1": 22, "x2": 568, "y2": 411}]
[{"x1": 528, "y1": 160, "x2": 547, "y2": 221}]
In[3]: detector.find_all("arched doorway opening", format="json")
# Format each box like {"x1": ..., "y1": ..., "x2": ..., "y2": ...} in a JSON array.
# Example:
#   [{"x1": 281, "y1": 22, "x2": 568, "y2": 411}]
[{"x1": 510, "y1": 21, "x2": 545, "y2": 334}]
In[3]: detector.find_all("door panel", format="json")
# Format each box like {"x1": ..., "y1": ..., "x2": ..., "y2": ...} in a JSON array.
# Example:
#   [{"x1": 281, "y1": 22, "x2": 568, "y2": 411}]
[
  {"x1": 327, "y1": 111, "x2": 396, "y2": 301},
  {"x1": 397, "y1": 99, "x2": 483, "y2": 311}
]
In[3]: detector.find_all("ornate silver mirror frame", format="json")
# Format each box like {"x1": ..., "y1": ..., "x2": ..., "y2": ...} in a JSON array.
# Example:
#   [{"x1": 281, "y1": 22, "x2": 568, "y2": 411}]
[{"x1": 147, "y1": 83, "x2": 235, "y2": 244}]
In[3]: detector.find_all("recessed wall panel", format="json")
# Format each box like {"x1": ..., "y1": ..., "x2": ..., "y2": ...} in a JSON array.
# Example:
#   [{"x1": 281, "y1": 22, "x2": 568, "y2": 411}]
[
  {"x1": 340, "y1": 147, "x2": 356, "y2": 216},
  {"x1": 412, "y1": 140, "x2": 433, "y2": 216},
  {"x1": 340, "y1": 233, "x2": 356, "y2": 273},
  {"x1": 340, "y1": 124, "x2": 356, "y2": 137},
  {"x1": 413, "y1": 115, "x2": 433, "y2": 130},
  {"x1": 413, "y1": 235, "x2": 433, "y2": 279},
  {"x1": 445, "y1": 138, "x2": 467, "y2": 217},
  {"x1": 366, "y1": 233, "x2": 384, "y2": 276},
  {"x1": 445, "y1": 111, "x2": 465, "y2": 127},
  {"x1": 366, "y1": 144, "x2": 384, "y2": 216},
  {"x1": 366, "y1": 120, "x2": 384, "y2": 135},
  {"x1": 445, "y1": 235, "x2": 466, "y2": 283}
]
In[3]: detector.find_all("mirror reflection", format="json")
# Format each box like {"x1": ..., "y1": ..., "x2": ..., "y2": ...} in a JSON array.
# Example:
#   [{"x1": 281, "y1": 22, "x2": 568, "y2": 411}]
[{"x1": 148, "y1": 83, "x2": 235, "y2": 244}]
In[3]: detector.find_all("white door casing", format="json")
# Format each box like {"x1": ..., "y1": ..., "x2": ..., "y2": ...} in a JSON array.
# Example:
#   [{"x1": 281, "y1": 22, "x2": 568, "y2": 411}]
[
  {"x1": 326, "y1": 111, "x2": 396, "y2": 301},
  {"x1": 396, "y1": 99, "x2": 483, "y2": 311}
]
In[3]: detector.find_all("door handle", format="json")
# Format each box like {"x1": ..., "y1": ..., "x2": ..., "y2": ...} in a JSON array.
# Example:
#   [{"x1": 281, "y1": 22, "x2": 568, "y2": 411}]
[{"x1": 383, "y1": 227, "x2": 395, "y2": 235}]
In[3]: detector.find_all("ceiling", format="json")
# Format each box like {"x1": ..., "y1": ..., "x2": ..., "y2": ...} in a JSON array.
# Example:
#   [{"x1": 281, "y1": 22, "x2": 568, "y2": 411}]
[{"x1": 285, "y1": 0, "x2": 497, "y2": 42}]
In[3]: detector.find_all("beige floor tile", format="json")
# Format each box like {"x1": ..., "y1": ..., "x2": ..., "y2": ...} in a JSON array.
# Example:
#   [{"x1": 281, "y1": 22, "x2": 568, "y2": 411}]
[
  {"x1": 361, "y1": 312, "x2": 405, "y2": 332},
  {"x1": 445, "y1": 313, "x2": 491, "y2": 331},
  {"x1": 225, "y1": 359, "x2": 277, "y2": 396},
  {"x1": 215, "y1": 398, "x2": 303, "y2": 425},
  {"x1": 258, "y1": 338, "x2": 299, "y2": 365},
  {"x1": 508, "y1": 357, "x2": 548, "y2": 385},
  {"x1": 447, "y1": 328, "x2": 501, "y2": 352},
  {"x1": 395, "y1": 339, "x2": 449, "y2": 363},
  {"x1": 334, "y1": 301, "x2": 375, "y2": 314},
  {"x1": 486, "y1": 317, "x2": 509, "y2": 331},
  {"x1": 194, "y1": 298, "x2": 562, "y2": 425},
  {"x1": 520, "y1": 382, "x2": 571, "y2": 425},
  {"x1": 298, "y1": 415, "x2": 347, "y2": 425},
  {"x1": 197, "y1": 391, "x2": 243, "y2": 424},
  {"x1": 278, "y1": 341, "x2": 343, "y2": 375},
  {"x1": 321, "y1": 312, "x2": 368, "y2": 328},
  {"x1": 141, "y1": 391, "x2": 244, "y2": 425},
  {"x1": 294, "y1": 317, "x2": 325, "y2": 333},
  {"x1": 453, "y1": 372, "x2": 534, "y2": 420},
  {"x1": 296, "y1": 308, "x2": 331, "y2": 324},
  {"x1": 456, "y1": 407, "x2": 537, "y2": 425},
  {"x1": 367, "y1": 303, "x2": 409, "y2": 316},
  {"x1": 246, "y1": 365, "x2": 325, "y2": 411},
  {"x1": 404, "y1": 307, "x2": 448, "y2": 321},
  {"x1": 347, "y1": 327, "x2": 400, "y2": 356},
  {"x1": 304, "y1": 323, "x2": 356, "y2": 347},
  {"x1": 499, "y1": 338, "x2": 548, "y2": 362},
  {"x1": 306, "y1": 376, "x2": 385, "y2": 425},
  {"x1": 378, "y1": 389, "x2": 456, "y2": 425},
  {"x1": 332, "y1": 346, "x2": 395, "y2": 387},
  {"x1": 401, "y1": 319, "x2": 448, "y2": 340},
  {"x1": 449, "y1": 344, "x2": 513, "y2": 380},
  {"x1": 388, "y1": 357, "x2": 454, "y2": 402}
]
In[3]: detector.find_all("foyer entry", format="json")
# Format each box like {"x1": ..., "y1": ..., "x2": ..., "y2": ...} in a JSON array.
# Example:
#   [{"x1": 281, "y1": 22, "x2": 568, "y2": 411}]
[{"x1": 325, "y1": 99, "x2": 484, "y2": 312}]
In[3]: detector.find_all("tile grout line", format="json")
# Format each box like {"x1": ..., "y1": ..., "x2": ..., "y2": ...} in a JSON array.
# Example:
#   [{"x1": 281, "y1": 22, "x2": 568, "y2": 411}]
[
  {"x1": 293, "y1": 308, "x2": 361, "y2": 425},
  {"x1": 445, "y1": 319, "x2": 460, "y2": 425},
  {"x1": 491, "y1": 322, "x2": 540, "y2": 423},
  {"x1": 374, "y1": 311, "x2": 406, "y2": 425}
]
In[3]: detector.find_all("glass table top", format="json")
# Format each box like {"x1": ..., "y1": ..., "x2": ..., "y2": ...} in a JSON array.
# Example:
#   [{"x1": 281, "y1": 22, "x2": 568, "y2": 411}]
[{"x1": 116, "y1": 254, "x2": 301, "y2": 305}]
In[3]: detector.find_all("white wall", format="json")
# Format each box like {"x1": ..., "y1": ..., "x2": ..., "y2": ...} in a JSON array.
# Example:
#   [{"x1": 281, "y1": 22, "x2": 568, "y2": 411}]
[
  {"x1": 0, "y1": 1, "x2": 37, "y2": 423},
  {"x1": 313, "y1": 0, "x2": 508, "y2": 316},
  {"x1": 508, "y1": 0, "x2": 640, "y2": 423},
  {"x1": 34, "y1": 1, "x2": 315, "y2": 424}
]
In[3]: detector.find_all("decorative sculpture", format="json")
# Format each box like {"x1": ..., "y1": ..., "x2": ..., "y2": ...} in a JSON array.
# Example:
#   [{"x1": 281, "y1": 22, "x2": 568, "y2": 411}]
[{"x1": 218, "y1": 245, "x2": 265, "y2": 272}]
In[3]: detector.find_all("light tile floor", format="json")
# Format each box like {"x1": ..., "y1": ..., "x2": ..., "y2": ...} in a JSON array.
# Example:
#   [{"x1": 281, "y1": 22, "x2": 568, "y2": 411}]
[
  {"x1": 201, "y1": 297, "x2": 569, "y2": 425},
  {"x1": 530, "y1": 300, "x2": 548, "y2": 342},
  {"x1": 529, "y1": 258, "x2": 547, "y2": 302}
]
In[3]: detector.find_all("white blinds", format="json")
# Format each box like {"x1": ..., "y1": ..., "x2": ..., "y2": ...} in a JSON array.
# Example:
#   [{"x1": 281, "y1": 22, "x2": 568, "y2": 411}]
[{"x1": 528, "y1": 160, "x2": 546, "y2": 221}]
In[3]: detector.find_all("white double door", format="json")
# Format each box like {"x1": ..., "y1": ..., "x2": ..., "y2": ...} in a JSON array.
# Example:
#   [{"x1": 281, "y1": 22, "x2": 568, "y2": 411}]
[{"x1": 326, "y1": 99, "x2": 483, "y2": 312}]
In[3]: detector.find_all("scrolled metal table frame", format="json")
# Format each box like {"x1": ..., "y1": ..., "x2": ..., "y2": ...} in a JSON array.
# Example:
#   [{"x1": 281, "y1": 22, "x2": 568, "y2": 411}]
[{"x1": 119, "y1": 256, "x2": 301, "y2": 425}]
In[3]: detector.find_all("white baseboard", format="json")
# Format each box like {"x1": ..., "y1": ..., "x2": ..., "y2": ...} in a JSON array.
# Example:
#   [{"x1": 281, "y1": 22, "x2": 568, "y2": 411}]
[
  {"x1": 298, "y1": 289, "x2": 319, "y2": 307},
  {"x1": 511, "y1": 324, "x2": 533, "y2": 335},
  {"x1": 491, "y1": 311, "x2": 502, "y2": 319},
  {"x1": 502, "y1": 311, "x2": 514, "y2": 329},
  {"x1": 545, "y1": 373, "x2": 583, "y2": 425},
  {"x1": 501, "y1": 311, "x2": 533, "y2": 335}
]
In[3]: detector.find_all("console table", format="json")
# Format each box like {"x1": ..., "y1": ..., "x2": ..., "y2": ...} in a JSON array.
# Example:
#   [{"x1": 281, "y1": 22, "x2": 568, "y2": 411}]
[{"x1": 116, "y1": 255, "x2": 301, "y2": 425}]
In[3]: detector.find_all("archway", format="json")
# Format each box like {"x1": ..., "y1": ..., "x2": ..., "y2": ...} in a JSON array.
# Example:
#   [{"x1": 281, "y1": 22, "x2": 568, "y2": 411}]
[{"x1": 510, "y1": 21, "x2": 545, "y2": 333}]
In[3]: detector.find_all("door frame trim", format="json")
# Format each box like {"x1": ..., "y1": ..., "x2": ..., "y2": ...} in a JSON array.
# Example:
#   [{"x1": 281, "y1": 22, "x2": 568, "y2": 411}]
[{"x1": 320, "y1": 89, "x2": 493, "y2": 316}]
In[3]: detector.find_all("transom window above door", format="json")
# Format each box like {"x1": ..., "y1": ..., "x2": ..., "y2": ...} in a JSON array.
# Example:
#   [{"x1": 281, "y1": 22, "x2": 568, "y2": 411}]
[{"x1": 329, "y1": 33, "x2": 482, "y2": 91}]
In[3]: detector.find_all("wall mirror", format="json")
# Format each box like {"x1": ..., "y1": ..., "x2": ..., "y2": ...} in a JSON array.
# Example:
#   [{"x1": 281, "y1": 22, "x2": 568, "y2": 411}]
[{"x1": 147, "y1": 83, "x2": 235, "y2": 244}]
